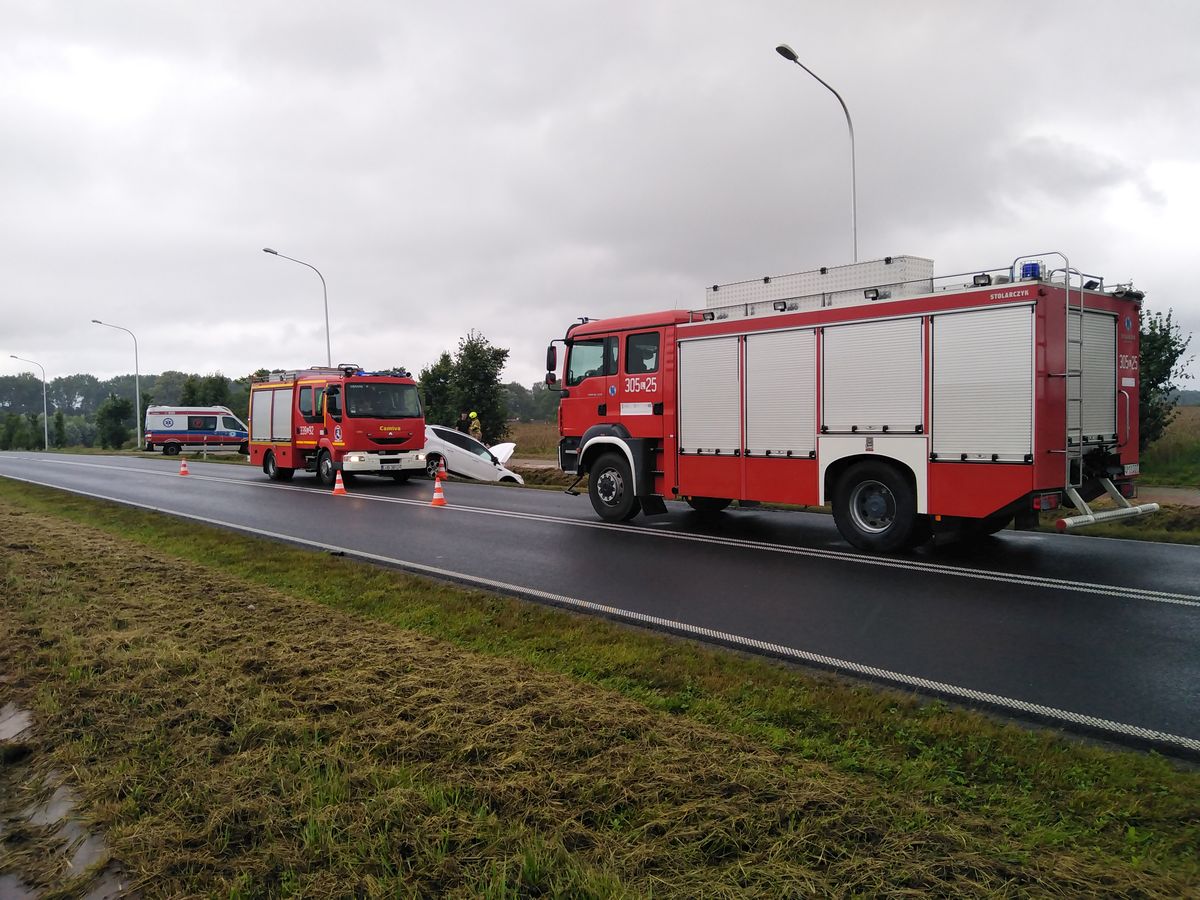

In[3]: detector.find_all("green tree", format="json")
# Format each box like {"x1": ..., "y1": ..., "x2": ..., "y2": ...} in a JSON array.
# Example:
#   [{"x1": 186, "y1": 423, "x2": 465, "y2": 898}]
[
  {"x1": 528, "y1": 381, "x2": 560, "y2": 422},
  {"x1": 1139, "y1": 308, "x2": 1194, "y2": 452},
  {"x1": 200, "y1": 373, "x2": 232, "y2": 406},
  {"x1": 179, "y1": 375, "x2": 200, "y2": 405},
  {"x1": 96, "y1": 393, "x2": 134, "y2": 449},
  {"x1": 53, "y1": 409, "x2": 67, "y2": 448},
  {"x1": 151, "y1": 370, "x2": 190, "y2": 406},
  {"x1": 451, "y1": 331, "x2": 510, "y2": 444},
  {"x1": 418, "y1": 352, "x2": 456, "y2": 426},
  {"x1": 503, "y1": 381, "x2": 533, "y2": 422},
  {"x1": 2, "y1": 413, "x2": 31, "y2": 450},
  {"x1": 26, "y1": 413, "x2": 44, "y2": 449}
]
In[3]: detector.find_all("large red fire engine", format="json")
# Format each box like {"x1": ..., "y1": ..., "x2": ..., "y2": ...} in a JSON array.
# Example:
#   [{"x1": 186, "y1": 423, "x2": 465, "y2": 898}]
[
  {"x1": 545, "y1": 253, "x2": 1159, "y2": 552},
  {"x1": 248, "y1": 365, "x2": 425, "y2": 486}
]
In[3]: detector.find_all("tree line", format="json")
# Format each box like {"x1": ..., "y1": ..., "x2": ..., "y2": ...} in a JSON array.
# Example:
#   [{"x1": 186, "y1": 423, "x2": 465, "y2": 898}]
[{"x1": 2, "y1": 331, "x2": 556, "y2": 451}]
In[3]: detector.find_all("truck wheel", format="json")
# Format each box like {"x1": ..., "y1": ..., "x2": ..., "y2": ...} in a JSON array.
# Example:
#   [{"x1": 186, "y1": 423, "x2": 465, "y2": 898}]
[
  {"x1": 686, "y1": 497, "x2": 732, "y2": 514},
  {"x1": 264, "y1": 451, "x2": 294, "y2": 482},
  {"x1": 588, "y1": 452, "x2": 641, "y2": 522},
  {"x1": 144, "y1": 442, "x2": 154, "y2": 452},
  {"x1": 833, "y1": 461, "x2": 919, "y2": 553},
  {"x1": 163, "y1": 443, "x2": 180, "y2": 456},
  {"x1": 425, "y1": 454, "x2": 442, "y2": 479},
  {"x1": 317, "y1": 451, "x2": 336, "y2": 487}
]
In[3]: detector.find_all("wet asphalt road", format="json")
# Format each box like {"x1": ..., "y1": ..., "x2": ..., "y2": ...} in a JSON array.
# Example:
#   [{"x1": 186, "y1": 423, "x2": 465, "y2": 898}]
[{"x1": 1, "y1": 451, "x2": 1197, "y2": 756}]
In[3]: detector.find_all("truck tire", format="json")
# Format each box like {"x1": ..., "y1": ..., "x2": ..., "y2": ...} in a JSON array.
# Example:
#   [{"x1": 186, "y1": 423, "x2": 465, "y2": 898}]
[
  {"x1": 686, "y1": 497, "x2": 732, "y2": 514},
  {"x1": 163, "y1": 443, "x2": 180, "y2": 456},
  {"x1": 832, "y1": 461, "x2": 921, "y2": 553},
  {"x1": 317, "y1": 450, "x2": 336, "y2": 487},
  {"x1": 264, "y1": 451, "x2": 294, "y2": 482},
  {"x1": 588, "y1": 451, "x2": 641, "y2": 522}
]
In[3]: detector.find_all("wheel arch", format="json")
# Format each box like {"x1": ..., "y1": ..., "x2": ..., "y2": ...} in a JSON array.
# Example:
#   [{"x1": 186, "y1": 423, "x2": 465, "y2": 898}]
[{"x1": 822, "y1": 453, "x2": 922, "y2": 511}]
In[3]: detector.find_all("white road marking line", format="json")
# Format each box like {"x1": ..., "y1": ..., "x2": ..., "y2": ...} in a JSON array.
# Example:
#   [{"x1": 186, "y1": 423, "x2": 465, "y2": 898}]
[
  {"x1": 5, "y1": 456, "x2": 1200, "y2": 608},
  {"x1": 2, "y1": 469, "x2": 1196, "y2": 755}
]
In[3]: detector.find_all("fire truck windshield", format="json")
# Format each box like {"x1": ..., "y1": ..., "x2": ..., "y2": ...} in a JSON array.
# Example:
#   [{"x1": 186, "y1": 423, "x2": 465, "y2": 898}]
[{"x1": 344, "y1": 383, "x2": 422, "y2": 419}]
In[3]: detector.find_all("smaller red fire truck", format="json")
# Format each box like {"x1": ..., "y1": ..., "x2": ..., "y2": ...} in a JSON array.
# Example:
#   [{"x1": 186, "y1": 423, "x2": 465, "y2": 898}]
[
  {"x1": 248, "y1": 365, "x2": 425, "y2": 486},
  {"x1": 545, "y1": 252, "x2": 1160, "y2": 552}
]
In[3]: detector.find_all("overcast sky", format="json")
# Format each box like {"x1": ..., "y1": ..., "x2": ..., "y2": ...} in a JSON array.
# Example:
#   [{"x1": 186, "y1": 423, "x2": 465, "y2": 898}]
[{"x1": 4, "y1": 1, "x2": 1198, "y2": 391}]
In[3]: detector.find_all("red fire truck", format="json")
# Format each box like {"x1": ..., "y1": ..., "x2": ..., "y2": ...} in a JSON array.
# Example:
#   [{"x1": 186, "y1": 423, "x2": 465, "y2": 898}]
[
  {"x1": 545, "y1": 252, "x2": 1159, "y2": 552},
  {"x1": 248, "y1": 365, "x2": 426, "y2": 486}
]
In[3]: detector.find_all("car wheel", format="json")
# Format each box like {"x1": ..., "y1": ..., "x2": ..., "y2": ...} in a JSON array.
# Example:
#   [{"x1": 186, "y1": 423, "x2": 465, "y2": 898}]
[
  {"x1": 163, "y1": 443, "x2": 180, "y2": 456},
  {"x1": 317, "y1": 451, "x2": 336, "y2": 487},
  {"x1": 264, "y1": 451, "x2": 294, "y2": 482},
  {"x1": 686, "y1": 497, "x2": 732, "y2": 514},
  {"x1": 832, "y1": 461, "x2": 919, "y2": 553},
  {"x1": 588, "y1": 451, "x2": 641, "y2": 522},
  {"x1": 425, "y1": 454, "x2": 442, "y2": 479}
]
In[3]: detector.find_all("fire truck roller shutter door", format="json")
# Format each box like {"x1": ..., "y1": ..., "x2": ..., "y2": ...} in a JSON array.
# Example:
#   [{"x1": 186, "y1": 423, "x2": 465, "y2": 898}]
[
  {"x1": 823, "y1": 318, "x2": 922, "y2": 434},
  {"x1": 678, "y1": 336, "x2": 739, "y2": 454},
  {"x1": 932, "y1": 305, "x2": 1033, "y2": 462},
  {"x1": 745, "y1": 329, "x2": 817, "y2": 457}
]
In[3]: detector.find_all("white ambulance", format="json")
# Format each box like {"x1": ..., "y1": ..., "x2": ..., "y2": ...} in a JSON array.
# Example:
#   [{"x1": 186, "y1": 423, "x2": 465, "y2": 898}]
[{"x1": 144, "y1": 406, "x2": 249, "y2": 455}]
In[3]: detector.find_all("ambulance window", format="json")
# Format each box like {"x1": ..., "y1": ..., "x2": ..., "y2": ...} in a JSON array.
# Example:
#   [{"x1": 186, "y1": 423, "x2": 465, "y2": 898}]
[
  {"x1": 221, "y1": 416, "x2": 244, "y2": 431},
  {"x1": 188, "y1": 416, "x2": 216, "y2": 431},
  {"x1": 298, "y1": 387, "x2": 313, "y2": 417},
  {"x1": 626, "y1": 332, "x2": 659, "y2": 374},
  {"x1": 567, "y1": 339, "x2": 604, "y2": 386}
]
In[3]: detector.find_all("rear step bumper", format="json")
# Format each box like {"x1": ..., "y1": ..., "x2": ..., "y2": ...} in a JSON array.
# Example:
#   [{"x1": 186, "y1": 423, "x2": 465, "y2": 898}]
[{"x1": 1056, "y1": 479, "x2": 1160, "y2": 532}]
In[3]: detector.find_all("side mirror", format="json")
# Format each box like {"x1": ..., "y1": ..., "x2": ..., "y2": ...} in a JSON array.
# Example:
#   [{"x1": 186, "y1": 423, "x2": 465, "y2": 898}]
[
  {"x1": 545, "y1": 345, "x2": 557, "y2": 372},
  {"x1": 545, "y1": 371, "x2": 558, "y2": 386}
]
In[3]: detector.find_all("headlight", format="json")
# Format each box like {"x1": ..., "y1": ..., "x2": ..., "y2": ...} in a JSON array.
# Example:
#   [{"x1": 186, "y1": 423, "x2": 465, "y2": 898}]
[
  {"x1": 345, "y1": 453, "x2": 366, "y2": 463},
  {"x1": 416, "y1": 453, "x2": 426, "y2": 460}
]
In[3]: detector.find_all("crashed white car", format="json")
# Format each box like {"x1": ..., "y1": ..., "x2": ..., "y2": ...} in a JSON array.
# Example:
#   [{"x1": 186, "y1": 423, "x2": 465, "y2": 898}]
[{"x1": 422, "y1": 425, "x2": 524, "y2": 484}]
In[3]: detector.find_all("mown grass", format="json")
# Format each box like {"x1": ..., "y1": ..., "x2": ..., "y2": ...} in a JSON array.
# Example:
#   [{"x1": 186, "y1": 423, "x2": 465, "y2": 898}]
[
  {"x1": 1142, "y1": 406, "x2": 1200, "y2": 486},
  {"x1": 0, "y1": 481, "x2": 1197, "y2": 897}
]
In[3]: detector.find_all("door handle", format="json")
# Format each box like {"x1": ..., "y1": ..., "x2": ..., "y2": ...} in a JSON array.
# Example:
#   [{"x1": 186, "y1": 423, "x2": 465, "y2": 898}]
[{"x1": 597, "y1": 403, "x2": 607, "y2": 416}]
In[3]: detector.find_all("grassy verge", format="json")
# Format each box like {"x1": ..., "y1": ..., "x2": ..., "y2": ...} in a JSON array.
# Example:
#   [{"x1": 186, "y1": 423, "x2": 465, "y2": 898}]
[{"x1": 0, "y1": 481, "x2": 1197, "y2": 896}]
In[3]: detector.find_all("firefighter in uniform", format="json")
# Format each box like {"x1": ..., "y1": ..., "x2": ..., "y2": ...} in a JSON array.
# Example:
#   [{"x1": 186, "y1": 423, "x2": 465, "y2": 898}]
[{"x1": 468, "y1": 410, "x2": 483, "y2": 441}]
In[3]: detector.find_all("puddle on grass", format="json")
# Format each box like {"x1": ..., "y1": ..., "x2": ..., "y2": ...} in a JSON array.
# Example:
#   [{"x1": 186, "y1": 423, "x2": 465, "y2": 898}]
[
  {"x1": 0, "y1": 699, "x2": 136, "y2": 898},
  {"x1": 0, "y1": 702, "x2": 33, "y2": 741}
]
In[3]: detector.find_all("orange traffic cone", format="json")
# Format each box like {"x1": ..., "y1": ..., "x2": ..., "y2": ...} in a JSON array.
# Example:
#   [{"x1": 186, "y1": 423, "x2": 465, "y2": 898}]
[
  {"x1": 430, "y1": 476, "x2": 447, "y2": 507},
  {"x1": 438, "y1": 457, "x2": 449, "y2": 480},
  {"x1": 178, "y1": 458, "x2": 189, "y2": 476},
  {"x1": 332, "y1": 470, "x2": 348, "y2": 495}
]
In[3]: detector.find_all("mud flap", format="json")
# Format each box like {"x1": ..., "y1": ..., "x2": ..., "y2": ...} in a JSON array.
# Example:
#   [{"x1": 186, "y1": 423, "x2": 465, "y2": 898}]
[{"x1": 641, "y1": 495, "x2": 668, "y2": 516}]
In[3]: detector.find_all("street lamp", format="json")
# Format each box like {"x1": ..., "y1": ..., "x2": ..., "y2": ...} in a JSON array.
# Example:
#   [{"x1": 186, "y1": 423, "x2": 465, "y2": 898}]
[
  {"x1": 9, "y1": 354, "x2": 49, "y2": 450},
  {"x1": 262, "y1": 247, "x2": 331, "y2": 366},
  {"x1": 92, "y1": 319, "x2": 141, "y2": 449},
  {"x1": 775, "y1": 43, "x2": 858, "y2": 262}
]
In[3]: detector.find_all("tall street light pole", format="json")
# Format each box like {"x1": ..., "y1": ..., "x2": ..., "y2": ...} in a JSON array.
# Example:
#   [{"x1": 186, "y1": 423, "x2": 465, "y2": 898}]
[
  {"x1": 10, "y1": 354, "x2": 49, "y2": 450},
  {"x1": 92, "y1": 319, "x2": 142, "y2": 449},
  {"x1": 775, "y1": 43, "x2": 858, "y2": 263},
  {"x1": 262, "y1": 248, "x2": 331, "y2": 366}
]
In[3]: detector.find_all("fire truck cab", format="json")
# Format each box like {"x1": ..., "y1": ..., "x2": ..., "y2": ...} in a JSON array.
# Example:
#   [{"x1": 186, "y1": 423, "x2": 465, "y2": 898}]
[
  {"x1": 547, "y1": 253, "x2": 1159, "y2": 552},
  {"x1": 249, "y1": 365, "x2": 425, "y2": 486}
]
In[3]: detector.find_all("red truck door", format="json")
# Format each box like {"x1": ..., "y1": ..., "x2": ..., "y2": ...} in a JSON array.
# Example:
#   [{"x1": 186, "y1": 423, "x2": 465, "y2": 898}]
[{"x1": 561, "y1": 335, "x2": 618, "y2": 436}]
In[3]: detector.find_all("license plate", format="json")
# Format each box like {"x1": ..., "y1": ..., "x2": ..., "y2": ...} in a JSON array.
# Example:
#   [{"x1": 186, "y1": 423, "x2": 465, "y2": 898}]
[
  {"x1": 1124, "y1": 463, "x2": 1140, "y2": 476},
  {"x1": 380, "y1": 463, "x2": 400, "y2": 471}
]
